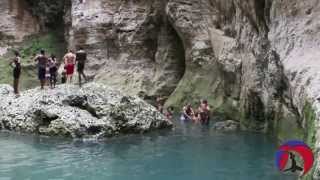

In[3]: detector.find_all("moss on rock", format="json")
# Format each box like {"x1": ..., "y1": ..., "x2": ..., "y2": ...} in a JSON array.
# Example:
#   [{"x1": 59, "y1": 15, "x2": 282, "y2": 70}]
[
  {"x1": 299, "y1": 102, "x2": 316, "y2": 180},
  {"x1": 0, "y1": 31, "x2": 66, "y2": 89}
]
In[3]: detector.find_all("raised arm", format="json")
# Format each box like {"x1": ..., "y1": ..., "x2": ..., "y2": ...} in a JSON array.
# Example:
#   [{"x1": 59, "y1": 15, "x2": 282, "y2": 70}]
[{"x1": 33, "y1": 55, "x2": 38, "y2": 62}]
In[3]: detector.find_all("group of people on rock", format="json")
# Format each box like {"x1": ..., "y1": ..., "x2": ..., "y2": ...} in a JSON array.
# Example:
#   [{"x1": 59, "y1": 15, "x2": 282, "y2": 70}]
[
  {"x1": 156, "y1": 97, "x2": 211, "y2": 125},
  {"x1": 10, "y1": 47, "x2": 88, "y2": 96}
]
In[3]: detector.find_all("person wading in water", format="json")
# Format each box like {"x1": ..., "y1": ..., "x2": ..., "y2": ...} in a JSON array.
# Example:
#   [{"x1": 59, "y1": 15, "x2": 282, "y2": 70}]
[
  {"x1": 180, "y1": 104, "x2": 195, "y2": 122},
  {"x1": 34, "y1": 50, "x2": 48, "y2": 90},
  {"x1": 196, "y1": 99, "x2": 211, "y2": 125},
  {"x1": 10, "y1": 51, "x2": 21, "y2": 96},
  {"x1": 63, "y1": 50, "x2": 76, "y2": 84},
  {"x1": 48, "y1": 54, "x2": 58, "y2": 88},
  {"x1": 75, "y1": 47, "x2": 87, "y2": 87}
]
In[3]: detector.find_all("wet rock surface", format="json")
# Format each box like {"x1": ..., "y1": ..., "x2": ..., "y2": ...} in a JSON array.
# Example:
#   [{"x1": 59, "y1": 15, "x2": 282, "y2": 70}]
[
  {"x1": 0, "y1": 83, "x2": 172, "y2": 139},
  {"x1": 213, "y1": 120, "x2": 240, "y2": 132}
]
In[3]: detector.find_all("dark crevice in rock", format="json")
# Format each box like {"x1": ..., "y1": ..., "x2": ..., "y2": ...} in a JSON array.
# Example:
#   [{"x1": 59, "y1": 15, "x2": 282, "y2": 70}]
[
  {"x1": 87, "y1": 126, "x2": 103, "y2": 135},
  {"x1": 25, "y1": 0, "x2": 66, "y2": 30},
  {"x1": 34, "y1": 109, "x2": 59, "y2": 128},
  {"x1": 63, "y1": 95, "x2": 100, "y2": 119}
]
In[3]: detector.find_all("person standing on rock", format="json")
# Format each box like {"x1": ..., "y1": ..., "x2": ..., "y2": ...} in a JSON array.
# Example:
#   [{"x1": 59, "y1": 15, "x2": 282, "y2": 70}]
[
  {"x1": 48, "y1": 54, "x2": 58, "y2": 88},
  {"x1": 76, "y1": 47, "x2": 88, "y2": 87},
  {"x1": 10, "y1": 51, "x2": 21, "y2": 96},
  {"x1": 63, "y1": 50, "x2": 76, "y2": 84},
  {"x1": 34, "y1": 49, "x2": 48, "y2": 90}
]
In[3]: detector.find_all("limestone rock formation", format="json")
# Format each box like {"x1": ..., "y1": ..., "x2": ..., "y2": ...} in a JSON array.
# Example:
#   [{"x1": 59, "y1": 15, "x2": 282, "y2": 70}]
[
  {"x1": 0, "y1": 0, "x2": 39, "y2": 53},
  {"x1": 0, "y1": 83, "x2": 172, "y2": 139},
  {"x1": 66, "y1": 0, "x2": 185, "y2": 99},
  {"x1": 213, "y1": 120, "x2": 240, "y2": 131},
  {"x1": 1, "y1": 0, "x2": 320, "y2": 179}
]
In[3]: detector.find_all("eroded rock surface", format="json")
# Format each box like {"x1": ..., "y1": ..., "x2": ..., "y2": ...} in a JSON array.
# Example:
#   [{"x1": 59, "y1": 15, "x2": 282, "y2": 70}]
[
  {"x1": 66, "y1": 0, "x2": 185, "y2": 99},
  {"x1": 1, "y1": 0, "x2": 320, "y2": 179},
  {"x1": 0, "y1": 0, "x2": 39, "y2": 43},
  {"x1": 0, "y1": 83, "x2": 172, "y2": 139},
  {"x1": 213, "y1": 120, "x2": 240, "y2": 132}
]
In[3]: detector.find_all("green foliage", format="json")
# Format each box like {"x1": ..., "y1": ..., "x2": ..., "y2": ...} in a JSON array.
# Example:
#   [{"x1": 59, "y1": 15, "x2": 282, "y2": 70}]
[
  {"x1": 301, "y1": 102, "x2": 316, "y2": 180},
  {"x1": 0, "y1": 32, "x2": 65, "y2": 89}
]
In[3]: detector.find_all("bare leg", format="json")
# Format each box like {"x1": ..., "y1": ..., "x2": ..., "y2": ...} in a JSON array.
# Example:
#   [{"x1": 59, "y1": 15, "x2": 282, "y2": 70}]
[
  {"x1": 53, "y1": 74, "x2": 57, "y2": 88},
  {"x1": 70, "y1": 75, "x2": 73, "y2": 83},
  {"x1": 82, "y1": 72, "x2": 87, "y2": 82},
  {"x1": 13, "y1": 78, "x2": 19, "y2": 94},
  {"x1": 40, "y1": 80, "x2": 44, "y2": 89},
  {"x1": 79, "y1": 72, "x2": 82, "y2": 87}
]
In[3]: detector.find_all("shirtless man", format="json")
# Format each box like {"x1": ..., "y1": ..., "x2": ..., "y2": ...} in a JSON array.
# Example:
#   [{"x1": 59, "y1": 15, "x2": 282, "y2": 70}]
[
  {"x1": 63, "y1": 50, "x2": 76, "y2": 84},
  {"x1": 197, "y1": 99, "x2": 211, "y2": 125},
  {"x1": 34, "y1": 50, "x2": 48, "y2": 89}
]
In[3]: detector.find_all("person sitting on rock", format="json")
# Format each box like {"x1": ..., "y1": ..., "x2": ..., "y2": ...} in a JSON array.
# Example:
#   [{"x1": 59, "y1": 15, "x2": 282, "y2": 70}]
[
  {"x1": 180, "y1": 104, "x2": 195, "y2": 122},
  {"x1": 197, "y1": 99, "x2": 210, "y2": 125}
]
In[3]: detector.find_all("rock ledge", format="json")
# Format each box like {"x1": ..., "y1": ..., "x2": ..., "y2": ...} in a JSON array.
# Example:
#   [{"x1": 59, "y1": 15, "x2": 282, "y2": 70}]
[{"x1": 0, "y1": 83, "x2": 172, "y2": 139}]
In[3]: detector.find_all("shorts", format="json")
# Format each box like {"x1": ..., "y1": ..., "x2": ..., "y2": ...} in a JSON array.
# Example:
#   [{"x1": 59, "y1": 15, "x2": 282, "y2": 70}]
[
  {"x1": 66, "y1": 64, "x2": 75, "y2": 75},
  {"x1": 13, "y1": 67, "x2": 21, "y2": 79},
  {"x1": 38, "y1": 67, "x2": 46, "y2": 80},
  {"x1": 77, "y1": 63, "x2": 85, "y2": 73}
]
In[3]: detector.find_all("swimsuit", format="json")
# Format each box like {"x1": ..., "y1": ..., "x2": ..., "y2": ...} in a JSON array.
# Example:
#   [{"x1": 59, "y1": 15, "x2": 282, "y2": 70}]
[
  {"x1": 13, "y1": 58, "x2": 21, "y2": 79},
  {"x1": 66, "y1": 64, "x2": 75, "y2": 75}
]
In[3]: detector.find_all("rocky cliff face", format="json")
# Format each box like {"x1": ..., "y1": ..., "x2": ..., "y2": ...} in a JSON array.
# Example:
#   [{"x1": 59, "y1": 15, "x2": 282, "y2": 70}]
[
  {"x1": 67, "y1": 0, "x2": 185, "y2": 99},
  {"x1": 0, "y1": 83, "x2": 172, "y2": 139},
  {"x1": 1, "y1": 0, "x2": 320, "y2": 179},
  {"x1": 0, "y1": 0, "x2": 39, "y2": 55},
  {"x1": 66, "y1": 0, "x2": 320, "y2": 178}
]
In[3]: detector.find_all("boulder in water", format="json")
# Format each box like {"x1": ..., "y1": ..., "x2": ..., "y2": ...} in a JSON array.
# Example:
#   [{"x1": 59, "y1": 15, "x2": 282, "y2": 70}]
[
  {"x1": 213, "y1": 120, "x2": 239, "y2": 131},
  {"x1": 0, "y1": 83, "x2": 172, "y2": 139}
]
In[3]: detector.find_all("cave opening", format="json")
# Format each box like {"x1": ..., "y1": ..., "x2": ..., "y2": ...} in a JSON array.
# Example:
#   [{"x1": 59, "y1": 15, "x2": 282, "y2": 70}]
[{"x1": 25, "y1": 0, "x2": 66, "y2": 31}]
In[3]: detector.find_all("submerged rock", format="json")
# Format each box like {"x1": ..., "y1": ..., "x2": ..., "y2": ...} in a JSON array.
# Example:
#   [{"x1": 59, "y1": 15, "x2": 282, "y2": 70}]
[
  {"x1": 213, "y1": 120, "x2": 240, "y2": 132},
  {"x1": 0, "y1": 83, "x2": 172, "y2": 139}
]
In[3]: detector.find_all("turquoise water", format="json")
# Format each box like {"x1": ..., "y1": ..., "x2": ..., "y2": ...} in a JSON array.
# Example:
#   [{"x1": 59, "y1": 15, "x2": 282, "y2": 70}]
[{"x1": 0, "y1": 121, "x2": 296, "y2": 180}]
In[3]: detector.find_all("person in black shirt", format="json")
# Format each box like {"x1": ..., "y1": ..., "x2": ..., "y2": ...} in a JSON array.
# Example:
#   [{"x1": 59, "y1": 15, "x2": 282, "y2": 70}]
[
  {"x1": 10, "y1": 51, "x2": 21, "y2": 96},
  {"x1": 76, "y1": 47, "x2": 88, "y2": 87}
]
